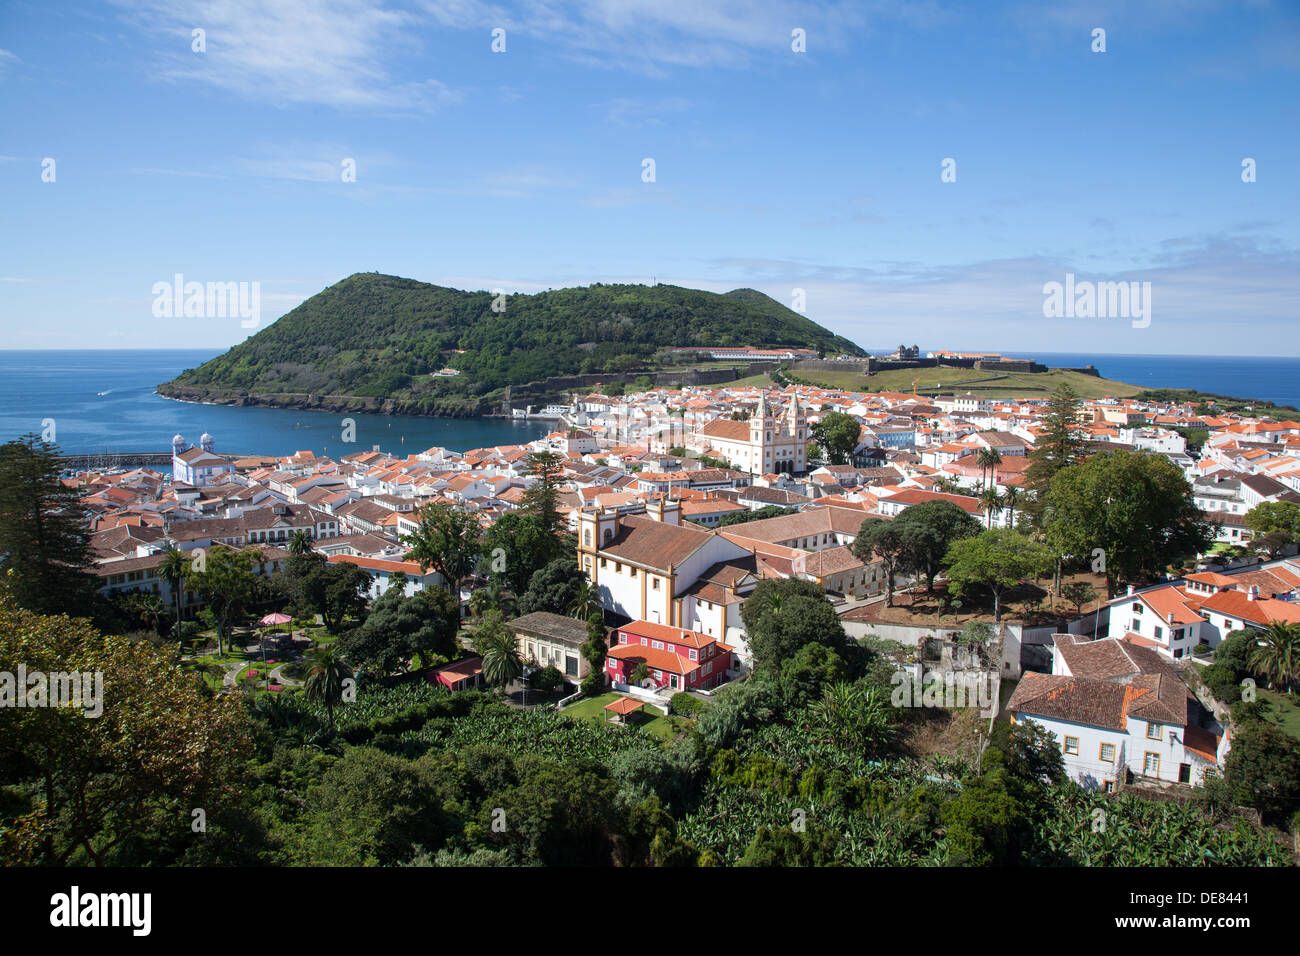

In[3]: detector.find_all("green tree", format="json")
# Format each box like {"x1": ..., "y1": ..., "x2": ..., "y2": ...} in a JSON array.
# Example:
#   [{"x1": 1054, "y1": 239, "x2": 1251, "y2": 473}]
[
  {"x1": 159, "y1": 547, "x2": 189, "y2": 640},
  {"x1": 481, "y1": 511, "x2": 557, "y2": 594},
  {"x1": 517, "y1": 557, "x2": 586, "y2": 616},
  {"x1": 1059, "y1": 580, "x2": 1098, "y2": 618},
  {"x1": 811, "y1": 411, "x2": 861, "y2": 465},
  {"x1": 304, "y1": 645, "x2": 352, "y2": 729},
  {"x1": 288, "y1": 747, "x2": 446, "y2": 865},
  {"x1": 476, "y1": 609, "x2": 523, "y2": 692},
  {"x1": 339, "y1": 584, "x2": 459, "y2": 675},
  {"x1": 521, "y1": 450, "x2": 566, "y2": 537},
  {"x1": 852, "y1": 518, "x2": 908, "y2": 607},
  {"x1": 0, "y1": 591, "x2": 250, "y2": 864},
  {"x1": 890, "y1": 500, "x2": 982, "y2": 593},
  {"x1": 1245, "y1": 500, "x2": 1300, "y2": 547},
  {"x1": 580, "y1": 612, "x2": 608, "y2": 696},
  {"x1": 738, "y1": 824, "x2": 839, "y2": 866},
  {"x1": 1022, "y1": 385, "x2": 1085, "y2": 524},
  {"x1": 184, "y1": 545, "x2": 257, "y2": 657},
  {"x1": 944, "y1": 529, "x2": 1054, "y2": 622},
  {"x1": 1248, "y1": 620, "x2": 1300, "y2": 693},
  {"x1": 975, "y1": 446, "x2": 1002, "y2": 489},
  {"x1": 0, "y1": 434, "x2": 95, "y2": 616},
  {"x1": 1043, "y1": 449, "x2": 1213, "y2": 596},
  {"x1": 978, "y1": 486, "x2": 1004, "y2": 529},
  {"x1": 1222, "y1": 721, "x2": 1300, "y2": 824},
  {"x1": 740, "y1": 578, "x2": 850, "y2": 671},
  {"x1": 402, "y1": 500, "x2": 482, "y2": 596}
]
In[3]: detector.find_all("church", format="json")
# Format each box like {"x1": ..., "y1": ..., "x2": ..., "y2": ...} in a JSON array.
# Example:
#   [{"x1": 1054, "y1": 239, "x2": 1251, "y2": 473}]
[
  {"x1": 171, "y1": 433, "x2": 234, "y2": 486},
  {"x1": 693, "y1": 392, "x2": 807, "y2": 476}
]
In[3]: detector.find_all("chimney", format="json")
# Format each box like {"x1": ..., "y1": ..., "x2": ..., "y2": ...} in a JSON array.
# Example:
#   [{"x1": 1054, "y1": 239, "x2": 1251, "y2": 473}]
[
  {"x1": 1167, "y1": 612, "x2": 1175, "y2": 625},
  {"x1": 1126, "y1": 584, "x2": 1135, "y2": 596},
  {"x1": 1248, "y1": 585, "x2": 1259, "y2": 601}
]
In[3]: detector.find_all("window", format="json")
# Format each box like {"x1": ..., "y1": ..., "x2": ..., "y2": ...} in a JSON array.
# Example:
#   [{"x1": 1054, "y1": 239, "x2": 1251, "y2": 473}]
[
  {"x1": 1064, "y1": 736, "x2": 1080, "y2": 755},
  {"x1": 1099, "y1": 743, "x2": 1115, "y2": 763},
  {"x1": 1146, "y1": 722, "x2": 1162, "y2": 740},
  {"x1": 651, "y1": 640, "x2": 663, "y2": 650},
  {"x1": 1203, "y1": 767, "x2": 1218, "y2": 780},
  {"x1": 564, "y1": 655, "x2": 579, "y2": 677},
  {"x1": 1143, "y1": 752, "x2": 1161, "y2": 776},
  {"x1": 1132, "y1": 602, "x2": 1143, "y2": 614},
  {"x1": 1103, "y1": 781, "x2": 1115, "y2": 793},
  {"x1": 689, "y1": 649, "x2": 698, "y2": 661},
  {"x1": 652, "y1": 578, "x2": 661, "y2": 590},
  {"x1": 1153, "y1": 626, "x2": 1164, "y2": 640},
  {"x1": 629, "y1": 568, "x2": 637, "y2": 577}
]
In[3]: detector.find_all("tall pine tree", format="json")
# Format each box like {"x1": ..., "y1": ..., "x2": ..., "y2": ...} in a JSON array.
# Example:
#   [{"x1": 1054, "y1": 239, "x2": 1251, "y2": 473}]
[{"x1": 0, "y1": 435, "x2": 95, "y2": 616}]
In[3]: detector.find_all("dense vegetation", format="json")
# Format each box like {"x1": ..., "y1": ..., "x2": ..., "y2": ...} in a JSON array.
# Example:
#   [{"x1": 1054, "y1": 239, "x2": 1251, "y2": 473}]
[{"x1": 162, "y1": 273, "x2": 864, "y2": 403}]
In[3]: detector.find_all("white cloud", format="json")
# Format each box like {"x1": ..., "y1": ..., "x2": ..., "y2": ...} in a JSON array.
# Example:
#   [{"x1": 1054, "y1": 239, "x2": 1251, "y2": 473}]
[{"x1": 118, "y1": 0, "x2": 464, "y2": 111}]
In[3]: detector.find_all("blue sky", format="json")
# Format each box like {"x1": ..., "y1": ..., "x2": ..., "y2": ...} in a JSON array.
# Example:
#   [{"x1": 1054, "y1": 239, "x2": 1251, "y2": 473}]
[{"x1": 2, "y1": 0, "x2": 1297, "y2": 355}]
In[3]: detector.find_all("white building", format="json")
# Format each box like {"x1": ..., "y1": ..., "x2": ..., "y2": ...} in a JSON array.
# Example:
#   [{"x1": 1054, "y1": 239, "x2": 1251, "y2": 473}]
[
  {"x1": 1008, "y1": 634, "x2": 1228, "y2": 791},
  {"x1": 171, "y1": 433, "x2": 235, "y2": 486},
  {"x1": 692, "y1": 392, "x2": 807, "y2": 476}
]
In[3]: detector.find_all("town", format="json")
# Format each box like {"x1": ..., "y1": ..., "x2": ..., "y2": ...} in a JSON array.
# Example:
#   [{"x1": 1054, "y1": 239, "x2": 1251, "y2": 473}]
[{"x1": 4, "y1": 359, "x2": 1294, "y2": 868}]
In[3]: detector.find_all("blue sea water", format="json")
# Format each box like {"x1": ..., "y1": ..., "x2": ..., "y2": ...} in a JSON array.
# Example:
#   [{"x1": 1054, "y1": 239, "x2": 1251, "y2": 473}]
[
  {"x1": 0, "y1": 350, "x2": 549, "y2": 457},
  {"x1": 1026, "y1": 353, "x2": 1300, "y2": 411}
]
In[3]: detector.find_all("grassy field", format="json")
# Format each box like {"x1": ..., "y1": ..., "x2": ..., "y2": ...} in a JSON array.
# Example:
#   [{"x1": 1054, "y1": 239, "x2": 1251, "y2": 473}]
[
  {"x1": 788, "y1": 365, "x2": 1141, "y2": 400},
  {"x1": 1259, "y1": 688, "x2": 1300, "y2": 743},
  {"x1": 562, "y1": 692, "x2": 678, "y2": 740}
]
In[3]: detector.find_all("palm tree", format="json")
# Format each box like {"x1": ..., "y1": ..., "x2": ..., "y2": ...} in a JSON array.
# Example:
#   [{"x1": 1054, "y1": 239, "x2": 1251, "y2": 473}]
[
  {"x1": 1249, "y1": 620, "x2": 1300, "y2": 694},
  {"x1": 979, "y1": 487, "x2": 1004, "y2": 529},
  {"x1": 1003, "y1": 486, "x2": 1021, "y2": 529},
  {"x1": 479, "y1": 626, "x2": 523, "y2": 693},
  {"x1": 124, "y1": 592, "x2": 168, "y2": 636},
  {"x1": 289, "y1": 529, "x2": 313, "y2": 556},
  {"x1": 159, "y1": 547, "x2": 188, "y2": 641},
  {"x1": 568, "y1": 578, "x2": 601, "y2": 620},
  {"x1": 976, "y1": 447, "x2": 1002, "y2": 489},
  {"x1": 468, "y1": 588, "x2": 492, "y2": 618},
  {"x1": 487, "y1": 577, "x2": 517, "y2": 618},
  {"x1": 305, "y1": 646, "x2": 352, "y2": 728}
]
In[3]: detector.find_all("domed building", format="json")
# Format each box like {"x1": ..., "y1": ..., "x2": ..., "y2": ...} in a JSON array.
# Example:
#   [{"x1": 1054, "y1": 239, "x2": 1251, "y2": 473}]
[{"x1": 171, "y1": 432, "x2": 234, "y2": 486}]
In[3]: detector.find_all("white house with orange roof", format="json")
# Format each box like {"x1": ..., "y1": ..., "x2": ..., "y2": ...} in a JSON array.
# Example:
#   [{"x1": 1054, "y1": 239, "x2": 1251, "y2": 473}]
[
  {"x1": 1105, "y1": 583, "x2": 1207, "y2": 659},
  {"x1": 1008, "y1": 634, "x2": 1228, "y2": 791}
]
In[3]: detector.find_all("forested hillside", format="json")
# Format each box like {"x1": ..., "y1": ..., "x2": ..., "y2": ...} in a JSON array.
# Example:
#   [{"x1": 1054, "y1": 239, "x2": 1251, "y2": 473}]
[{"x1": 160, "y1": 273, "x2": 863, "y2": 404}]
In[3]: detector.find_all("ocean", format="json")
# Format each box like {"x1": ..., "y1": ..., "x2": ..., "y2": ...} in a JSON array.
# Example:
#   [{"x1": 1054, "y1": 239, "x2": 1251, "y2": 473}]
[
  {"x1": 0, "y1": 350, "x2": 550, "y2": 458},
  {"x1": 2, "y1": 349, "x2": 1298, "y2": 459}
]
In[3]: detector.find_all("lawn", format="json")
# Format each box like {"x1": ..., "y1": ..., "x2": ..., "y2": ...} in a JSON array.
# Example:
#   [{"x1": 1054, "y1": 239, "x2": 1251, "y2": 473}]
[
  {"x1": 562, "y1": 692, "x2": 680, "y2": 741},
  {"x1": 1258, "y1": 688, "x2": 1300, "y2": 743}
]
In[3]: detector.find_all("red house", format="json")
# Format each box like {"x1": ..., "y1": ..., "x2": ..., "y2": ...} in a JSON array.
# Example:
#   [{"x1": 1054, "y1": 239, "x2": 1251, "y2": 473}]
[
  {"x1": 429, "y1": 656, "x2": 484, "y2": 691},
  {"x1": 605, "y1": 620, "x2": 734, "y2": 692}
]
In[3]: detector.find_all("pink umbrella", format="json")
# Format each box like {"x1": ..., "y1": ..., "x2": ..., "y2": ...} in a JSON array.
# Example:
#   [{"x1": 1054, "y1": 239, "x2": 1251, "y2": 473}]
[{"x1": 259, "y1": 613, "x2": 292, "y2": 626}]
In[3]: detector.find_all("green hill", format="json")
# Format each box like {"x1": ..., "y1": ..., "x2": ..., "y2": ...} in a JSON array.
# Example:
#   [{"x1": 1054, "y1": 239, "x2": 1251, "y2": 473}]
[{"x1": 159, "y1": 273, "x2": 863, "y2": 411}]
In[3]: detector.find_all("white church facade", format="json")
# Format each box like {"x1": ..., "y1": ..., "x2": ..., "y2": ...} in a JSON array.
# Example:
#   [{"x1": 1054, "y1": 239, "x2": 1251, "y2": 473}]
[{"x1": 692, "y1": 392, "x2": 807, "y2": 476}]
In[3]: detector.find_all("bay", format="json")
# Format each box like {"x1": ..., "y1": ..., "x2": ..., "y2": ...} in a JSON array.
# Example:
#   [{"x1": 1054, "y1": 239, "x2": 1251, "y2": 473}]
[{"x1": 0, "y1": 350, "x2": 550, "y2": 457}]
